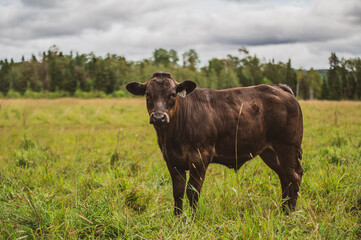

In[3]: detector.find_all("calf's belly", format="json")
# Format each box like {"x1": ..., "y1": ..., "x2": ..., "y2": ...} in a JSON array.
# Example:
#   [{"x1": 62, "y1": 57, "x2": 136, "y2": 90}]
[{"x1": 212, "y1": 142, "x2": 269, "y2": 169}]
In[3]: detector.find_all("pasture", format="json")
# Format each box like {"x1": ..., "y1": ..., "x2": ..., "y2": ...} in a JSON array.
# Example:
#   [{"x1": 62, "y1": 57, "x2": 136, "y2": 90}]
[{"x1": 0, "y1": 98, "x2": 360, "y2": 239}]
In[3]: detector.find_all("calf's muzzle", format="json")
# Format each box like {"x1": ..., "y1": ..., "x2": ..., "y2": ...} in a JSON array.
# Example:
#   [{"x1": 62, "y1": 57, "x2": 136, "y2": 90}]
[{"x1": 150, "y1": 112, "x2": 169, "y2": 126}]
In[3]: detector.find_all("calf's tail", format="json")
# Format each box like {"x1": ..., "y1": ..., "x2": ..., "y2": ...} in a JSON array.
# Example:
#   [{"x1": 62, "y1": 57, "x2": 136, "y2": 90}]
[{"x1": 274, "y1": 84, "x2": 294, "y2": 96}]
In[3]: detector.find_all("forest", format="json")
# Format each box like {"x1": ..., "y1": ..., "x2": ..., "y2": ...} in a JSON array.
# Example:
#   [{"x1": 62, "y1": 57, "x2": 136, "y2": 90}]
[{"x1": 0, "y1": 46, "x2": 360, "y2": 100}]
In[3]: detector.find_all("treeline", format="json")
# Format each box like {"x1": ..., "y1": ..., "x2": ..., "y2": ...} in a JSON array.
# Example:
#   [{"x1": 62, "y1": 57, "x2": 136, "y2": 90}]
[{"x1": 0, "y1": 45, "x2": 360, "y2": 99}]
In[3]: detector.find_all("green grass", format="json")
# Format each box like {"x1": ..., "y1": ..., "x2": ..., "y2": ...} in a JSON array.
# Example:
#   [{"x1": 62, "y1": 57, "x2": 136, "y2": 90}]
[{"x1": 0, "y1": 99, "x2": 360, "y2": 239}]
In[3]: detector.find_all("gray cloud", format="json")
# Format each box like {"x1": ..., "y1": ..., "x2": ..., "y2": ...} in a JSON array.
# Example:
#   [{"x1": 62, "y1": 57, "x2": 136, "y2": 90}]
[
  {"x1": 1, "y1": 0, "x2": 190, "y2": 40},
  {"x1": 21, "y1": 0, "x2": 59, "y2": 8},
  {"x1": 346, "y1": 3, "x2": 361, "y2": 24},
  {"x1": 0, "y1": 0, "x2": 360, "y2": 69}
]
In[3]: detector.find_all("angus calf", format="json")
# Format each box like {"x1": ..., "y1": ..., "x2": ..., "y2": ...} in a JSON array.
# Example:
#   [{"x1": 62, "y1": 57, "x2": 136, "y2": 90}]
[{"x1": 126, "y1": 72, "x2": 303, "y2": 215}]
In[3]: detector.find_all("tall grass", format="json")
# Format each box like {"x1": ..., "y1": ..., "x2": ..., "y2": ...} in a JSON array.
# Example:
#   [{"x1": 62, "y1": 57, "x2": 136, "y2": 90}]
[{"x1": 0, "y1": 99, "x2": 360, "y2": 239}]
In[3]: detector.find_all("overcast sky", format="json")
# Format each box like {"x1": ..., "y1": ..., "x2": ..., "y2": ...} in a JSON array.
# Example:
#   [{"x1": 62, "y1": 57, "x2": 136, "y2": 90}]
[{"x1": 1, "y1": 0, "x2": 361, "y2": 69}]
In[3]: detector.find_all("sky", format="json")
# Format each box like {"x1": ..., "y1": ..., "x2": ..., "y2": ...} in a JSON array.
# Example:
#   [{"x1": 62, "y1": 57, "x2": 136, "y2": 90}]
[{"x1": 0, "y1": 0, "x2": 361, "y2": 69}]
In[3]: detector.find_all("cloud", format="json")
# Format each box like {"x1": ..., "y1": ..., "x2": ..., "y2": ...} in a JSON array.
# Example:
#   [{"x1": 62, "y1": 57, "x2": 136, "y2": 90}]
[
  {"x1": 345, "y1": 2, "x2": 361, "y2": 24},
  {"x1": 0, "y1": 0, "x2": 360, "y2": 68},
  {"x1": 21, "y1": 0, "x2": 59, "y2": 8},
  {"x1": 207, "y1": 0, "x2": 359, "y2": 46},
  {"x1": 0, "y1": 0, "x2": 191, "y2": 40}
]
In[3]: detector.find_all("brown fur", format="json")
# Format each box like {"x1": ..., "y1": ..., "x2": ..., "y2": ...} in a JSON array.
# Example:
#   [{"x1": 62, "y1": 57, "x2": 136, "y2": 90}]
[{"x1": 126, "y1": 72, "x2": 303, "y2": 215}]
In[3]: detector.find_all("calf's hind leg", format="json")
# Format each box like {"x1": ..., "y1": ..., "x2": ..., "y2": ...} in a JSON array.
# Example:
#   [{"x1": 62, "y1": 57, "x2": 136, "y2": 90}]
[
  {"x1": 260, "y1": 146, "x2": 303, "y2": 212},
  {"x1": 260, "y1": 148, "x2": 289, "y2": 210},
  {"x1": 276, "y1": 145, "x2": 303, "y2": 211}
]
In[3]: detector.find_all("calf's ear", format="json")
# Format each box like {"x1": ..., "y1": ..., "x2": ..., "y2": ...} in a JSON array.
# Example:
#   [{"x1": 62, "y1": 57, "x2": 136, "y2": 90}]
[
  {"x1": 126, "y1": 82, "x2": 146, "y2": 96},
  {"x1": 176, "y1": 80, "x2": 197, "y2": 98}
]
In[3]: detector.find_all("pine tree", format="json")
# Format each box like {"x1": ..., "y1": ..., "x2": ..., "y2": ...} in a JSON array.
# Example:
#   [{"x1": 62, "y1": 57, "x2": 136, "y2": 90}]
[
  {"x1": 182, "y1": 49, "x2": 200, "y2": 71},
  {"x1": 306, "y1": 68, "x2": 322, "y2": 99},
  {"x1": 321, "y1": 78, "x2": 329, "y2": 99},
  {"x1": 169, "y1": 49, "x2": 179, "y2": 67},
  {"x1": 62, "y1": 59, "x2": 77, "y2": 95},
  {"x1": 48, "y1": 50, "x2": 63, "y2": 92},
  {"x1": 327, "y1": 52, "x2": 342, "y2": 100},
  {"x1": 245, "y1": 56, "x2": 263, "y2": 85},
  {"x1": 263, "y1": 61, "x2": 280, "y2": 84},
  {"x1": 29, "y1": 55, "x2": 42, "y2": 92},
  {"x1": 153, "y1": 48, "x2": 171, "y2": 67},
  {"x1": 0, "y1": 59, "x2": 11, "y2": 95},
  {"x1": 355, "y1": 58, "x2": 361, "y2": 99},
  {"x1": 104, "y1": 63, "x2": 116, "y2": 94},
  {"x1": 207, "y1": 69, "x2": 218, "y2": 89},
  {"x1": 219, "y1": 68, "x2": 238, "y2": 89},
  {"x1": 284, "y1": 59, "x2": 297, "y2": 93},
  {"x1": 39, "y1": 52, "x2": 49, "y2": 91},
  {"x1": 17, "y1": 61, "x2": 31, "y2": 94},
  {"x1": 94, "y1": 59, "x2": 108, "y2": 92},
  {"x1": 208, "y1": 58, "x2": 224, "y2": 89},
  {"x1": 343, "y1": 59, "x2": 358, "y2": 99}
]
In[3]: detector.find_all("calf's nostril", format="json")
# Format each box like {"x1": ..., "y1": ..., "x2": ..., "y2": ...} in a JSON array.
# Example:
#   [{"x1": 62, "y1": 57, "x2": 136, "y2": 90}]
[
  {"x1": 150, "y1": 113, "x2": 167, "y2": 124},
  {"x1": 154, "y1": 113, "x2": 165, "y2": 120}
]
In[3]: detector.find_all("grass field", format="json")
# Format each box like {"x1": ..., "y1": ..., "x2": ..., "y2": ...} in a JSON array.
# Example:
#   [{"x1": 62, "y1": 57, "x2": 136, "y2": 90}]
[{"x1": 0, "y1": 98, "x2": 360, "y2": 239}]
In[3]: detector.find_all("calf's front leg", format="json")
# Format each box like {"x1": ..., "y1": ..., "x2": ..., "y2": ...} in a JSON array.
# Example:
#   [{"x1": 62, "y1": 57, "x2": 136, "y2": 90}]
[
  {"x1": 186, "y1": 162, "x2": 207, "y2": 211},
  {"x1": 169, "y1": 168, "x2": 186, "y2": 215}
]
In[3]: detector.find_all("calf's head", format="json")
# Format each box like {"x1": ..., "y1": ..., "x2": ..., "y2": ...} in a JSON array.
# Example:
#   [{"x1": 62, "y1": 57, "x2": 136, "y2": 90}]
[{"x1": 126, "y1": 72, "x2": 196, "y2": 126}]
